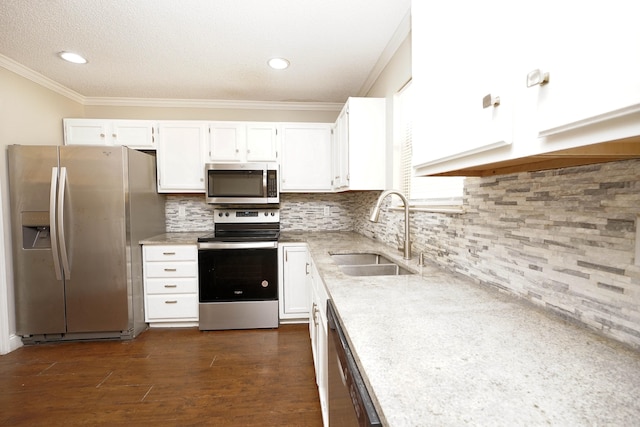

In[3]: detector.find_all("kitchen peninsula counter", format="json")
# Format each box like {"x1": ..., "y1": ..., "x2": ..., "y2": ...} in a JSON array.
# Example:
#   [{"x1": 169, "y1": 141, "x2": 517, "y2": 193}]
[{"x1": 281, "y1": 231, "x2": 640, "y2": 426}]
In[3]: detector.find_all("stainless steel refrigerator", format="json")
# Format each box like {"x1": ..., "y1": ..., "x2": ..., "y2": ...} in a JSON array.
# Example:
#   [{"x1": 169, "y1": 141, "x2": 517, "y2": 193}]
[{"x1": 8, "y1": 145, "x2": 166, "y2": 343}]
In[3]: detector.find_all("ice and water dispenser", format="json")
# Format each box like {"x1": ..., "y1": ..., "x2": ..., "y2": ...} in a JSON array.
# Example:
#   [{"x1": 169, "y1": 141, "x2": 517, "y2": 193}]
[{"x1": 21, "y1": 211, "x2": 51, "y2": 249}]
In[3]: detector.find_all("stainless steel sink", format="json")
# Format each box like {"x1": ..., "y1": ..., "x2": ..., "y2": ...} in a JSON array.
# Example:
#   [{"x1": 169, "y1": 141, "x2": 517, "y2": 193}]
[
  {"x1": 330, "y1": 252, "x2": 415, "y2": 276},
  {"x1": 339, "y1": 264, "x2": 414, "y2": 276},
  {"x1": 330, "y1": 253, "x2": 394, "y2": 266}
]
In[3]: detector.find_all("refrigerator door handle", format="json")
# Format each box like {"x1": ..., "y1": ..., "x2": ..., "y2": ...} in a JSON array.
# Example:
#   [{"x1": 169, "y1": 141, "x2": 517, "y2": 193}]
[
  {"x1": 57, "y1": 166, "x2": 71, "y2": 278},
  {"x1": 49, "y1": 167, "x2": 63, "y2": 280}
]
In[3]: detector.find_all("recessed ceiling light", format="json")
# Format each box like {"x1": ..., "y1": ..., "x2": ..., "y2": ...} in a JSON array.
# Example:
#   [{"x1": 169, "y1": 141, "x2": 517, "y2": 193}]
[
  {"x1": 268, "y1": 57, "x2": 290, "y2": 70},
  {"x1": 58, "y1": 51, "x2": 88, "y2": 64}
]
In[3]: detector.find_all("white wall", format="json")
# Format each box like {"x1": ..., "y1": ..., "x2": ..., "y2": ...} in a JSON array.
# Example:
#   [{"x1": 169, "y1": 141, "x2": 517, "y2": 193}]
[{"x1": 364, "y1": 33, "x2": 412, "y2": 189}]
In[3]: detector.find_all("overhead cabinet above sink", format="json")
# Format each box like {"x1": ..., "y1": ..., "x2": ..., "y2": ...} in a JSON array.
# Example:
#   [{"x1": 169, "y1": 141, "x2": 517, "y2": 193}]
[{"x1": 411, "y1": 0, "x2": 640, "y2": 177}]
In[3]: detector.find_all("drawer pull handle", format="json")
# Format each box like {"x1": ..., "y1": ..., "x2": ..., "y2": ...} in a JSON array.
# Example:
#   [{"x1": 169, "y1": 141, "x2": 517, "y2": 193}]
[
  {"x1": 164, "y1": 268, "x2": 177, "y2": 272},
  {"x1": 164, "y1": 284, "x2": 177, "y2": 288},
  {"x1": 163, "y1": 252, "x2": 176, "y2": 255},
  {"x1": 165, "y1": 300, "x2": 178, "y2": 304}
]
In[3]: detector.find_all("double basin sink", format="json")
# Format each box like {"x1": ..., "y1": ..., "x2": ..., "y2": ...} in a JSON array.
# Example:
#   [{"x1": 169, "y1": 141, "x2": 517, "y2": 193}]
[{"x1": 330, "y1": 252, "x2": 414, "y2": 276}]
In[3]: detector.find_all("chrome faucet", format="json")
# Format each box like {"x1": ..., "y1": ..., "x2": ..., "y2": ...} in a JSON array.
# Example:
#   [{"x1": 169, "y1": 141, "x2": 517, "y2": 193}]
[{"x1": 369, "y1": 190, "x2": 411, "y2": 260}]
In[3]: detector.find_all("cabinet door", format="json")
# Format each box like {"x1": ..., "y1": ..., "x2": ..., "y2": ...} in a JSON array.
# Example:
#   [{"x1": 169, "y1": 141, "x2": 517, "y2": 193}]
[
  {"x1": 280, "y1": 124, "x2": 332, "y2": 192},
  {"x1": 112, "y1": 120, "x2": 156, "y2": 149},
  {"x1": 344, "y1": 97, "x2": 386, "y2": 190},
  {"x1": 332, "y1": 108, "x2": 349, "y2": 190},
  {"x1": 411, "y1": 0, "x2": 515, "y2": 170},
  {"x1": 209, "y1": 122, "x2": 245, "y2": 161},
  {"x1": 528, "y1": 1, "x2": 640, "y2": 137},
  {"x1": 63, "y1": 119, "x2": 110, "y2": 145},
  {"x1": 279, "y1": 244, "x2": 310, "y2": 319},
  {"x1": 309, "y1": 258, "x2": 329, "y2": 425},
  {"x1": 246, "y1": 123, "x2": 279, "y2": 161},
  {"x1": 157, "y1": 122, "x2": 208, "y2": 192}
]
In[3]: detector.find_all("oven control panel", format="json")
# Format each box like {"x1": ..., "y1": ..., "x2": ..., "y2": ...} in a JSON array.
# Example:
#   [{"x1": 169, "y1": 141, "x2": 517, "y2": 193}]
[{"x1": 213, "y1": 208, "x2": 280, "y2": 223}]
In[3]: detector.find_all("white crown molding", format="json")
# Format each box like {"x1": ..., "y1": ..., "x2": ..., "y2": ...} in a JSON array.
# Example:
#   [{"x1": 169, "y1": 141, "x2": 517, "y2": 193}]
[
  {"x1": 1, "y1": 53, "x2": 343, "y2": 112},
  {"x1": 0, "y1": 54, "x2": 86, "y2": 103},
  {"x1": 83, "y1": 97, "x2": 344, "y2": 111},
  {"x1": 358, "y1": 8, "x2": 411, "y2": 97}
]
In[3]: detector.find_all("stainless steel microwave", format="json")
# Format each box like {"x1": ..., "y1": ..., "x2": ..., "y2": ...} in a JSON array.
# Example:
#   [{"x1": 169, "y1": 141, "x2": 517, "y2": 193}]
[{"x1": 205, "y1": 162, "x2": 279, "y2": 205}]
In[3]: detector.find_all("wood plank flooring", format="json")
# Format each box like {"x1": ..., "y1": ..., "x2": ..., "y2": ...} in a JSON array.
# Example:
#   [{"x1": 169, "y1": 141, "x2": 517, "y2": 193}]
[{"x1": 0, "y1": 324, "x2": 323, "y2": 426}]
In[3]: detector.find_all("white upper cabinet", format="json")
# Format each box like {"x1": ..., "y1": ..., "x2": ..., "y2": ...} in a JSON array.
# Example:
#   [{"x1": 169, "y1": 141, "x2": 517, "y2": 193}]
[
  {"x1": 332, "y1": 97, "x2": 386, "y2": 191},
  {"x1": 280, "y1": 123, "x2": 332, "y2": 192},
  {"x1": 412, "y1": 0, "x2": 640, "y2": 176},
  {"x1": 526, "y1": 1, "x2": 640, "y2": 137},
  {"x1": 208, "y1": 122, "x2": 246, "y2": 161},
  {"x1": 208, "y1": 122, "x2": 278, "y2": 162},
  {"x1": 411, "y1": 1, "x2": 516, "y2": 168},
  {"x1": 64, "y1": 119, "x2": 157, "y2": 149},
  {"x1": 332, "y1": 107, "x2": 349, "y2": 190},
  {"x1": 246, "y1": 123, "x2": 279, "y2": 161},
  {"x1": 156, "y1": 121, "x2": 208, "y2": 193}
]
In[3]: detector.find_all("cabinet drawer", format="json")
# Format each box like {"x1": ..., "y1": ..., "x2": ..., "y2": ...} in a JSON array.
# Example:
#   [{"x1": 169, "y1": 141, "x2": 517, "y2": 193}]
[
  {"x1": 145, "y1": 277, "x2": 198, "y2": 295},
  {"x1": 144, "y1": 245, "x2": 197, "y2": 262},
  {"x1": 145, "y1": 261, "x2": 198, "y2": 278},
  {"x1": 146, "y1": 294, "x2": 198, "y2": 321}
]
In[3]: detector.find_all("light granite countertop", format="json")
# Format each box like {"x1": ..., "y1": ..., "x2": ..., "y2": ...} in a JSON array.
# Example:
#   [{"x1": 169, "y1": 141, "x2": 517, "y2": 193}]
[
  {"x1": 284, "y1": 231, "x2": 640, "y2": 427},
  {"x1": 139, "y1": 232, "x2": 203, "y2": 245},
  {"x1": 142, "y1": 231, "x2": 640, "y2": 425}
]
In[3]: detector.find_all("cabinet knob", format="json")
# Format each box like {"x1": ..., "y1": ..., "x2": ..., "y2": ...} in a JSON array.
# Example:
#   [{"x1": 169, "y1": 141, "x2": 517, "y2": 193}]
[
  {"x1": 112, "y1": 133, "x2": 117, "y2": 138},
  {"x1": 482, "y1": 94, "x2": 500, "y2": 109},
  {"x1": 526, "y1": 69, "x2": 550, "y2": 87},
  {"x1": 100, "y1": 133, "x2": 106, "y2": 138}
]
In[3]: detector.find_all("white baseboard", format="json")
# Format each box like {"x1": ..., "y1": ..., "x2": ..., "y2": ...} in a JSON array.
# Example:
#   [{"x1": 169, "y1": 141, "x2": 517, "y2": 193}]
[{"x1": 7, "y1": 334, "x2": 23, "y2": 354}]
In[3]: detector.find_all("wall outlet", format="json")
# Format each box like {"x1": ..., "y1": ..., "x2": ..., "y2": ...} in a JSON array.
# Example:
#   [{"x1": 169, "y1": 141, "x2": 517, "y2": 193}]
[
  {"x1": 178, "y1": 205, "x2": 186, "y2": 218},
  {"x1": 324, "y1": 206, "x2": 330, "y2": 217}
]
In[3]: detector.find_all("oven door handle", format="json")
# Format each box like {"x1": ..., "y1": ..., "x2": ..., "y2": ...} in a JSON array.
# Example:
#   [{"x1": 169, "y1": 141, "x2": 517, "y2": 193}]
[{"x1": 198, "y1": 241, "x2": 278, "y2": 250}]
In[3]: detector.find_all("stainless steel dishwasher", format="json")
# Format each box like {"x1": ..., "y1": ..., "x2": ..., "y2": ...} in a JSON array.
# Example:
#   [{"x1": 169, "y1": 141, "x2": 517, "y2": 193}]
[{"x1": 327, "y1": 300, "x2": 382, "y2": 426}]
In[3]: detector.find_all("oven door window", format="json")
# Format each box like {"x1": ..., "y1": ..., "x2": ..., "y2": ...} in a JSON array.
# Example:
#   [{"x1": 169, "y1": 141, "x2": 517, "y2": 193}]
[
  {"x1": 207, "y1": 170, "x2": 265, "y2": 198},
  {"x1": 199, "y1": 248, "x2": 277, "y2": 301}
]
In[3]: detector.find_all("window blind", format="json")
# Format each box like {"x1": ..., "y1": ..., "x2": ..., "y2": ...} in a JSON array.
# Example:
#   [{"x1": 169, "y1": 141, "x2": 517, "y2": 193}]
[{"x1": 397, "y1": 82, "x2": 464, "y2": 204}]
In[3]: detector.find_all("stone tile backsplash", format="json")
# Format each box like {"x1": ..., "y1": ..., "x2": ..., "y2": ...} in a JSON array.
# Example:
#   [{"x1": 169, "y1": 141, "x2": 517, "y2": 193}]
[
  {"x1": 355, "y1": 159, "x2": 640, "y2": 349},
  {"x1": 165, "y1": 159, "x2": 640, "y2": 348}
]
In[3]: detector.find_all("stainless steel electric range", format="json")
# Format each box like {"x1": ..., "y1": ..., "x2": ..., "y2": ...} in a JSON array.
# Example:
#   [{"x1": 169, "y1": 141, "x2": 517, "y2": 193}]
[{"x1": 197, "y1": 208, "x2": 280, "y2": 330}]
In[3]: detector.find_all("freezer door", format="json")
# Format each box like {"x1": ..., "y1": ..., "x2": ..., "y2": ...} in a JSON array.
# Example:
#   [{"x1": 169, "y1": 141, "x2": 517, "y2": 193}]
[
  {"x1": 8, "y1": 145, "x2": 67, "y2": 335},
  {"x1": 59, "y1": 146, "x2": 130, "y2": 333}
]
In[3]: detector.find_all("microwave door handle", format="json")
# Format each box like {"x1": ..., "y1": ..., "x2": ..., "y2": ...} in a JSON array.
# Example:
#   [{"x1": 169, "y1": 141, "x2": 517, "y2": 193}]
[
  {"x1": 57, "y1": 166, "x2": 71, "y2": 278},
  {"x1": 263, "y1": 166, "x2": 268, "y2": 198},
  {"x1": 49, "y1": 167, "x2": 62, "y2": 280}
]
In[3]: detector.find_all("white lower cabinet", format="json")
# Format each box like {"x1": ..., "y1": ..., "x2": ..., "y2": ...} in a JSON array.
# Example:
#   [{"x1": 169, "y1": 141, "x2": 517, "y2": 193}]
[
  {"x1": 278, "y1": 243, "x2": 310, "y2": 321},
  {"x1": 143, "y1": 244, "x2": 199, "y2": 326},
  {"x1": 308, "y1": 255, "x2": 328, "y2": 426}
]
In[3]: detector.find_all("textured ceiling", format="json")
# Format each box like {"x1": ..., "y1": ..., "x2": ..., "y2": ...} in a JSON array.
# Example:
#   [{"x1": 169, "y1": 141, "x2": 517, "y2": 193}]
[{"x1": 0, "y1": 0, "x2": 411, "y2": 104}]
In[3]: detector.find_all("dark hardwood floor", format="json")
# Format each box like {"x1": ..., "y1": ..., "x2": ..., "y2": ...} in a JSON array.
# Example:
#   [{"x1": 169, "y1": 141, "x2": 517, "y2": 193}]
[{"x1": 0, "y1": 324, "x2": 323, "y2": 426}]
